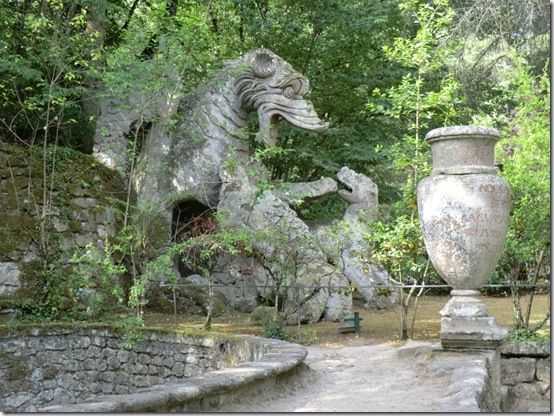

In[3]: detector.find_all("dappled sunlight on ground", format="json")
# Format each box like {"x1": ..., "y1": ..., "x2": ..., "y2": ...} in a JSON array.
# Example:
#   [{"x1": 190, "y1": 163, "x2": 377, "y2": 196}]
[
  {"x1": 142, "y1": 294, "x2": 549, "y2": 346},
  {"x1": 1, "y1": 295, "x2": 547, "y2": 347}
]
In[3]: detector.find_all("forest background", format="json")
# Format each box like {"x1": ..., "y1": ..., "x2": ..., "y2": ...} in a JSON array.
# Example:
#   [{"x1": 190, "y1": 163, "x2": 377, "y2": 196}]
[{"x1": 0, "y1": 0, "x2": 550, "y2": 338}]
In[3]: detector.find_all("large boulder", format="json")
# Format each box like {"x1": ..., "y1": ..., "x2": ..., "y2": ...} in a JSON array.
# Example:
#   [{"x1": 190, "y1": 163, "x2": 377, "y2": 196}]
[{"x1": 218, "y1": 163, "x2": 351, "y2": 323}]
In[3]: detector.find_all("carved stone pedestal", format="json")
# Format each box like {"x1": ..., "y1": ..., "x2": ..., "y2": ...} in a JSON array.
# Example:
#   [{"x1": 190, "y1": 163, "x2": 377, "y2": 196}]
[{"x1": 440, "y1": 290, "x2": 507, "y2": 349}]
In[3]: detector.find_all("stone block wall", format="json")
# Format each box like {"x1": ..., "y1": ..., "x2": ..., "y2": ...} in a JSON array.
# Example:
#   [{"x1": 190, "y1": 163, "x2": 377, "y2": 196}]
[
  {"x1": 0, "y1": 326, "x2": 261, "y2": 412},
  {"x1": 0, "y1": 142, "x2": 124, "y2": 303},
  {"x1": 500, "y1": 341, "x2": 551, "y2": 412}
]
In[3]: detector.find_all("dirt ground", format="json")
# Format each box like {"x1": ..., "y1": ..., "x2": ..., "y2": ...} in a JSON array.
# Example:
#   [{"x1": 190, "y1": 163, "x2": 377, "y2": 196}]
[
  {"x1": 143, "y1": 293, "x2": 550, "y2": 347},
  {"x1": 2, "y1": 294, "x2": 547, "y2": 346}
]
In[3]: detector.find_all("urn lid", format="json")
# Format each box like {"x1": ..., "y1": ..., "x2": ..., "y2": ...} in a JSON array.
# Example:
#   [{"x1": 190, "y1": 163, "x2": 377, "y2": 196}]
[{"x1": 425, "y1": 125, "x2": 500, "y2": 142}]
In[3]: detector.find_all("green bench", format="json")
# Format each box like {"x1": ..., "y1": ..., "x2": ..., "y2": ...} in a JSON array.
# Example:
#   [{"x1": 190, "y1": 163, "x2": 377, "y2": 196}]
[{"x1": 339, "y1": 312, "x2": 363, "y2": 334}]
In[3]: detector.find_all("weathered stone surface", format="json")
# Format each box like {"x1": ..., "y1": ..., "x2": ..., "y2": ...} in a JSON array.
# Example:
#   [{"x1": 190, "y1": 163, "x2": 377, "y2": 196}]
[
  {"x1": 440, "y1": 316, "x2": 507, "y2": 349},
  {"x1": 210, "y1": 254, "x2": 268, "y2": 313},
  {"x1": 179, "y1": 274, "x2": 228, "y2": 317},
  {"x1": 1, "y1": 328, "x2": 284, "y2": 412},
  {"x1": 5, "y1": 393, "x2": 33, "y2": 409},
  {"x1": 500, "y1": 341, "x2": 551, "y2": 412},
  {"x1": 138, "y1": 353, "x2": 151, "y2": 365},
  {"x1": 336, "y1": 166, "x2": 378, "y2": 221},
  {"x1": 501, "y1": 357, "x2": 536, "y2": 385},
  {"x1": 396, "y1": 340, "x2": 438, "y2": 359},
  {"x1": 500, "y1": 341, "x2": 550, "y2": 357},
  {"x1": 419, "y1": 126, "x2": 508, "y2": 289},
  {"x1": 537, "y1": 380, "x2": 550, "y2": 395},
  {"x1": 38, "y1": 334, "x2": 307, "y2": 413},
  {"x1": 425, "y1": 126, "x2": 500, "y2": 175},
  {"x1": 101, "y1": 383, "x2": 114, "y2": 394},
  {"x1": 116, "y1": 349, "x2": 128, "y2": 363},
  {"x1": 510, "y1": 382, "x2": 542, "y2": 399},
  {"x1": 71, "y1": 197, "x2": 98, "y2": 209},
  {"x1": 163, "y1": 357, "x2": 175, "y2": 368},
  {"x1": 88, "y1": 49, "x2": 341, "y2": 322},
  {"x1": 509, "y1": 398, "x2": 551, "y2": 412},
  {"x1": 131, "y1": 48, "x2": 328, "y2": 207},
  {"x1": 37, "y1": 389, "x2": 55, "y2": 403},
  {"x1": 536, "y1": 357, "x2": 550, "y2": 382},
  {"x1": 418, "y1": 126, "x2": 510, "y2": 349},
  {"x1": 418, "y1": 173, "x2": 510, "y2": 290},
  {"x1": 311, "y1": 167, "x2": 396, "y2": 309},
  {"x1": 273, "y1": 177, "x2": 337, "y2": 205},
  {"x1": 440, "y1": 291, "x2": 490, "y2": 318},
  {"x1": 218, "y1": 163, "x2": 351, "y2": 323},
  {"x1": 151, "y1": 356, "x2": 163, "y2": 366},
  {"x1": 425, "y1": 348, "x2": 497, "y2": 412},
  {"x1": 172, "y1": 362, "x2": 185, "y2": 377},
  {"x1": 0, "y1": 144, "x2": 120, "y2": 316},
  {"x1": 52, "y1": 388, "x2": 73, "y2": 404},
  {"x1": 0, "y1": 261, "x2": 21, "y2": 295}
]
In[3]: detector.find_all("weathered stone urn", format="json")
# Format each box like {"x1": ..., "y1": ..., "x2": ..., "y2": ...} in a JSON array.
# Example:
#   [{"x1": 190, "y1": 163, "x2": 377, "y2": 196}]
[{"x1": 417, "y1": 126, "x2": 509, "y2": 348}]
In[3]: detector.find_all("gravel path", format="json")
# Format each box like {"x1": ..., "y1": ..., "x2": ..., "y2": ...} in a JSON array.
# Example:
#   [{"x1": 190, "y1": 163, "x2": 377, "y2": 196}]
[{"x1": 222, "y1": 342, "x2": 461, "y2": 412}]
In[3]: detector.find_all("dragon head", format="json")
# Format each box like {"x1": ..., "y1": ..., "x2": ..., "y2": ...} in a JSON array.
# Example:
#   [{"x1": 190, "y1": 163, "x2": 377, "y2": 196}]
[
  {"x1": 235, "y1": 49, "x2": 329, "y2": 147},
  {"x1": 337, "y1": 166, "x2": 378, "y2": 209}
]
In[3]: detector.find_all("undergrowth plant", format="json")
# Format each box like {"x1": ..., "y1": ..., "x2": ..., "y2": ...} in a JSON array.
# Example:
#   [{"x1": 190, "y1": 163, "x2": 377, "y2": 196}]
[{"x1": 171, "y1": 211, "x2": 258, "y2": 330}]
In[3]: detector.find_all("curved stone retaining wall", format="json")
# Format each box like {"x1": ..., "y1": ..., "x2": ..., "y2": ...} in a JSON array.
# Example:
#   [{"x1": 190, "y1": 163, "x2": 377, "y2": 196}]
[
  {"x1": 0, "y1": 325, "x2": 306, "y2": 412},
  {"x1": 40, "y1": 336, "x2": 307, "y2": 412}
]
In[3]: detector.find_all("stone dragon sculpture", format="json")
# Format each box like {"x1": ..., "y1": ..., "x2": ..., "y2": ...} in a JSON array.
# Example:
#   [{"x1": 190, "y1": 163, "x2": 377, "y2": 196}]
[
  {"x1": 331, "y1": 167, "x2": 397, "y2": 308},
  {"x1": 132, "y1": 49, "x2": 328, "y2": 208},
  {"x1": 92, "y1": 49, "x2": 392, "y2": 321}
]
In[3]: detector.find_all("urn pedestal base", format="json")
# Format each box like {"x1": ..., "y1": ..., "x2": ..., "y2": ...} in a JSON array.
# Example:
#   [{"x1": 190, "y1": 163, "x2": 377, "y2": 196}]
[{"x1": 440, "y1": 290, "x2": 507, "y2": 349}]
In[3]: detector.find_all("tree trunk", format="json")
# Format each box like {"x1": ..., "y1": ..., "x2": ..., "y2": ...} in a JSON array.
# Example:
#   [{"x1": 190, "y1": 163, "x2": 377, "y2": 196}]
[
  {"x1": 524, "y1": 250, "x2": 544, "y2": 328},
  {"x1": 204, "y1": 277, "x2": 213, "y2": 330}
]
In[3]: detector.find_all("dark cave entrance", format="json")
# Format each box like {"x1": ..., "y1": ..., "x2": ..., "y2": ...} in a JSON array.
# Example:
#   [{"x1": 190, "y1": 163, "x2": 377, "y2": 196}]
[{"x1": 171, "y1": 199, "x2": 216, "y2": 276}]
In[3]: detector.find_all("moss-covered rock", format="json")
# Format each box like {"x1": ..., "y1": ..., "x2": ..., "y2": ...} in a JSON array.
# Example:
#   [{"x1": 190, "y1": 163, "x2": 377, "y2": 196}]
[{"x1": 0, "y1": 142, "x2": 126, "y2": 312}]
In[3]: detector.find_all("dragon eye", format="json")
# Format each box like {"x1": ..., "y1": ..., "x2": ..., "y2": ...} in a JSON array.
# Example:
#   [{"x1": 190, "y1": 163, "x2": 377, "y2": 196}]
[{"x1": 283, "y1": 86, "x2": 295, "y2": 98}]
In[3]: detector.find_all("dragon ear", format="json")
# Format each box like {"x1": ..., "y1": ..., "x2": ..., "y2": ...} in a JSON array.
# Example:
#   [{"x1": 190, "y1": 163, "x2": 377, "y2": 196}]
[{"x1": 251, "y1": 50, "x2": 276, "y2": 78}]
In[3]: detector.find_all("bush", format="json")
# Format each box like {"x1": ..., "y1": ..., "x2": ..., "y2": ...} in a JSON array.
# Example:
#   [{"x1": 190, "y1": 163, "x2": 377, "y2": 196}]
[
  {"x1": 261, "y1": 321, "x2": 287, "y2": 340},
  {"x1": 250, "y1": 305, "x2": 282, "y2": 326}
]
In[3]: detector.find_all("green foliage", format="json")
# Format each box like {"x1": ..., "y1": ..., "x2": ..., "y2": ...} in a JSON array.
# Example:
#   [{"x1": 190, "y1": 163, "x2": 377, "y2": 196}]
[
  {"x1": 171, "y1": 211, "x2": 259, "y2": 329},
  {"x1": 288, "y1": 327, "x2": 319, "y2": 346},
  {"x1": 368, "y1": 214, "x2": 439, "y2": 286},
  {"x1": 509, "y1": 325, "x2": 550, "y2": 343},
  {"x1": 295, "y1": 193, "x2": 347, "y2": 222},
  {"x1": 261, "y1": 320, "x2": 287, "y2": 340},
  {"x1": 366, "y1": 0, "x2": 461, "y2": 288},
  {"x1": 68, "y1": 242, "x2": 126, "y2": 316},
  {"x1": 497, "y1": 59, "x2": 550, "y2": 270},
  {"x1": 174, "y1": 212, "x2": 257, "y2": 277},
  {"x1": 369, "y1": 0, "x2": 465, "y2": 188},
  {"x1": 0, "y1": 1, "x2": 105, "y2": 149},
  {"x1": 493, "y1": 58, "x2": 550, "y2": 330}
]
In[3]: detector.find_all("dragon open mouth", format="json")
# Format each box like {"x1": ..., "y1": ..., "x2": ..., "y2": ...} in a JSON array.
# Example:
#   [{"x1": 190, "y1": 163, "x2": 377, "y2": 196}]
[
  {"x1": 337, "y1": 178, "x2": 353, "y2": 199},
  {"x1": 257, "y1": 95, "x2": 329, "y2": 147},
  {"x1": 336, "y1": 166, "x2": 357, "y2": 200}
]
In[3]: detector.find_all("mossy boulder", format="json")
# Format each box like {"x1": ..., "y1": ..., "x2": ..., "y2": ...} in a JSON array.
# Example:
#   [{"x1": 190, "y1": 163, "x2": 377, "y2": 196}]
[{"x1": 0, "y1": 142, "x2": 126, "y2": 308}]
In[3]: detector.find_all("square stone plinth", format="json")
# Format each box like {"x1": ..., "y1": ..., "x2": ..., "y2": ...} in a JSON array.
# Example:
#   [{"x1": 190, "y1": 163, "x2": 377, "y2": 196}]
[{"x1": 441, "y1": 316, "x2": 508, "y2": 349}]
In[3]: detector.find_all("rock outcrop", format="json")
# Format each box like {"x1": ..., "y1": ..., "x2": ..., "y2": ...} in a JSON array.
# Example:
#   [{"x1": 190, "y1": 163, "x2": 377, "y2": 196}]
[{"x1": 218, "y1": 163, "x2": 351, "y2": 323}]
